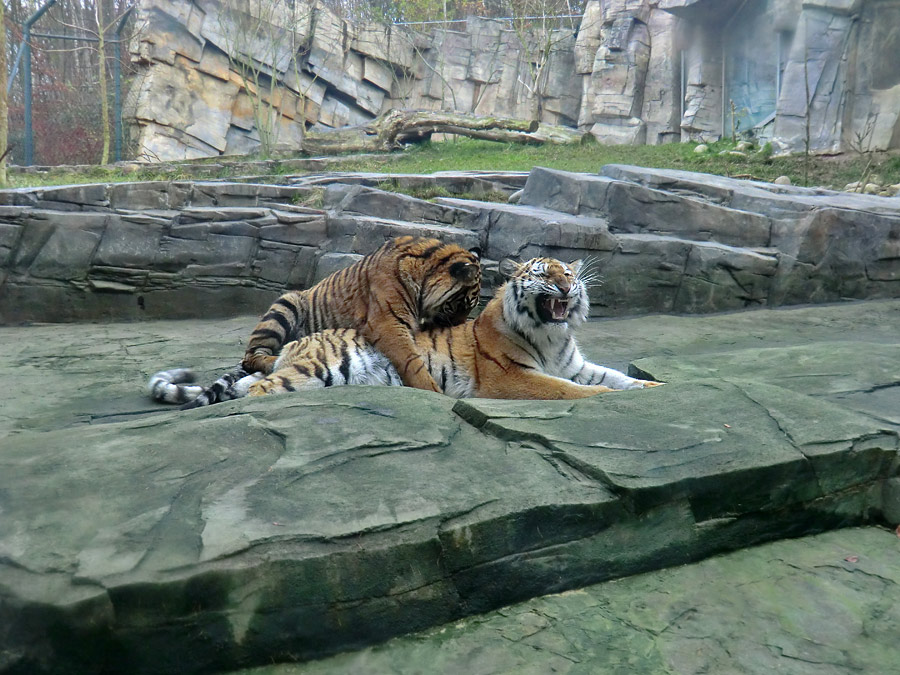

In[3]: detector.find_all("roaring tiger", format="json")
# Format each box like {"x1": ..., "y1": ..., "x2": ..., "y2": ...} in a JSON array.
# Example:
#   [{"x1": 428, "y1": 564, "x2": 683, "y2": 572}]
[
  {"x1": 148, "y1": 236, "x2": 482, "y2": 407},
  {"x1": 151, "y1": 257, "x2": 659, "y2": 403}
]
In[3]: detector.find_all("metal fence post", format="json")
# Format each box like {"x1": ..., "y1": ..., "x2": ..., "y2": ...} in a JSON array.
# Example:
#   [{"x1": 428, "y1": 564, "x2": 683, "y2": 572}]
[
  {"x1": 22, "y1": 0, "x2": 57, "y2": 166},
  {"x1": 113, "y1": 6, "x2": 134, "y2": 163}
]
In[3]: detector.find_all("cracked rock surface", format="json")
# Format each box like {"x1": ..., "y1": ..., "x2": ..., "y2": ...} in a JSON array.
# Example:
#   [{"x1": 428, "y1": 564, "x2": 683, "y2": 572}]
[
  {"x1": 1, "y1": 299, "x2": 898, "y2": 673},
  {"x1": 263, "y1": 527, "x2": 900, "y2": 675}
]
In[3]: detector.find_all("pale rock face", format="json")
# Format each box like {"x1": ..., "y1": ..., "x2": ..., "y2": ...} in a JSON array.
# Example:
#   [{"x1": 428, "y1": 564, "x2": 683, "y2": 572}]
[
  {"x1": 590, "y1": 117, "x2": 647, "y2": 144},
  {"x1": 131, "y1": 60, "x2": 239, "y2": 154},
  {"x1": 574, "y1": 1, "x2": 605, "y2": 74},
  {"x1": 125, "y1": 0, "x2": 900, "y2": 160},
  {"x1": 601, "y1": 0, "x2": 652, "y2": 24},
  {"x1": 641, "y1": 9, "x2": 681, "y2": 145},
  {"x1": 774, "y1": 0, "x2": 900, "y2": 154},
  {"x1": 589, "y1": 22, "x2": 651, "y2": 120},
  {"x1": 583, "y1": 0, "x2": 653, "y2": 141}
]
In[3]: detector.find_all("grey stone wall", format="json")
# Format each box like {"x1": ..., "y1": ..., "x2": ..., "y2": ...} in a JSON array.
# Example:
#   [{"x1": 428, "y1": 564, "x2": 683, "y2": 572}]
[
  {"x1": 2, "y1": 167, "x2": 899, "y2": 324},
  {"x1": 0, "y1": 181, "x2": 322, "y2": 323},
  {"x1": 126, "y1": 0, "x2": 900, "y2": 160},
  {"x1": 774, "y1": 0, "x2": 900, "y2": 154}
]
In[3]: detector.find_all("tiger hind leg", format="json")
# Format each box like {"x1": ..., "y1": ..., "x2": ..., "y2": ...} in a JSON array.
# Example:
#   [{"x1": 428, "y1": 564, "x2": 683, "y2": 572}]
[
  {"x1": 248, "y1": 334, "x2": 401, "y2": 397},
  {"x1": 247, "y1": 366, "x2": 328, "y2": 396}
]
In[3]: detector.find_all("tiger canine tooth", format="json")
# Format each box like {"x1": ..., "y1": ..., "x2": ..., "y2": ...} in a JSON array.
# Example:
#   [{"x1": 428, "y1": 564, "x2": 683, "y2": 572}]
[{"x1": 551, "y1": 298, "x2": 568, "y2": 318}]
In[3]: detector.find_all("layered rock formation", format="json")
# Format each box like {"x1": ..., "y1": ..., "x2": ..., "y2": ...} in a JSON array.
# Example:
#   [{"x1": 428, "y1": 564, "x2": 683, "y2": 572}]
[
  {"x1": 125, "y1": 0, "x2": 900, "y2": 160},
  {"x1": 126, "y1": 0, "x2": 582, "y2": 159},
  {"x1": 2, "y1": 165, "x2": 899, "y2": 324}
]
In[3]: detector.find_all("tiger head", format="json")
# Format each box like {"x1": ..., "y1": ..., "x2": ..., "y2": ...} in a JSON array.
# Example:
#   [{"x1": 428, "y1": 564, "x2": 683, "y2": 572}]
[
  {"x1": 406, "y1": 243, "x2": 482, "y2": 330},
  {"x1": 499, "y1": 257, "x2": 591, "y2": 331}
]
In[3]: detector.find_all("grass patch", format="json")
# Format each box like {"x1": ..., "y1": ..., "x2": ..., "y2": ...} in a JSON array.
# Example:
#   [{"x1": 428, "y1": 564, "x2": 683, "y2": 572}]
[
  {"x1": 343, "y1": 138, "x2": 900, "y2": 190},
  {"x1": 4, "y1": 138, "x2": 899, "y2": 191},
  {"x1": 4, "y1": 166, "x2": 214, "y2": 188},
  {"x1": 376, "y1": 182, "x2": 454, "y2": 201},
  {"x1": 291, "y1": 188, "x2": 326, "y2": 208},
  {"x1": 374, "y1": 181, "x2": 511, "y2": 203}
]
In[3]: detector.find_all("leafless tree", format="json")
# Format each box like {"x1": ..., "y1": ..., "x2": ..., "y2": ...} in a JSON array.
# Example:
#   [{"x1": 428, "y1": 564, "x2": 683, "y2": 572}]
[
  {"x1": 215, "y1": 0, "x2": 316, "y2": 158},
  {"x1": 7, "y1": 0, "x2": 135, "y2": 165},
  {"x1": 1, "y1": 1, "x2": 9, "y2": 183}
]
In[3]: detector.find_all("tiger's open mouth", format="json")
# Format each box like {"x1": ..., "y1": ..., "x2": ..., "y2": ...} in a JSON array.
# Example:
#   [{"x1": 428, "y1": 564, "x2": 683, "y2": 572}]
[{"x1": 537, "y1": 294, "x2": 570, "y2": 323}]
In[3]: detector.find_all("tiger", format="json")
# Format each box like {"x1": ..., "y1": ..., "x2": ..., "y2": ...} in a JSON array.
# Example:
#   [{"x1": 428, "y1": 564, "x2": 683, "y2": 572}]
[
  {"x1": 148, "y1": 236, "x2": 482, "y2": 407},
  {"x1": 161, "y1": 256, "x2": 660, "y2": 402}
]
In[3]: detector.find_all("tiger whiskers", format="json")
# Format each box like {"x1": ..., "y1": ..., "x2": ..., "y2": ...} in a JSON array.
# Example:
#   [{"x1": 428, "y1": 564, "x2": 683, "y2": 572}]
[{"x1": 576, "y1": 256, "x2": 604, "y2": 288}]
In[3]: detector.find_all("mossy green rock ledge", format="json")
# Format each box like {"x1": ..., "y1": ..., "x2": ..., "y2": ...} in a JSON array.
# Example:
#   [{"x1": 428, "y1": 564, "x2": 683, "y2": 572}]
[
  {"x1": 1, "y1": 300, "x2": 899, "y2": 674},
  {"x1": 249, "y1": 526, "x2": 900, "y2": 675}
]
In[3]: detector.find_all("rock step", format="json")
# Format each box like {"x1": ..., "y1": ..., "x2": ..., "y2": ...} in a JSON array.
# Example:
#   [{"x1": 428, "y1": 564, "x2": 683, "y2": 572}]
[
  {"x1": 519, "y1": 166, "x2": 773, "y2": 248},
  {"x1": 323, "y1": 183, "x2": 485, "y2": 232},
  {"x1": 3, "y1": 164, "x2": 900, "y2": 324},
  {"x1": 434, "y1": 196, "x2": 781, "y2": 315},
  {"x1": 277, "y1": 527, "x2": 900, "y2": 675},
  {"x1": 1, "y1": 336, "x2": 897, "y2": 673},
  {"x1": 291, "y1": 170, "x2": 529, "y2": 196},
  {"x1": 601, "y1": 164, "x2": 900, "y2": 216},
  {"x1": 326, "y1": 214, "x2": 481, "y2": 255}
]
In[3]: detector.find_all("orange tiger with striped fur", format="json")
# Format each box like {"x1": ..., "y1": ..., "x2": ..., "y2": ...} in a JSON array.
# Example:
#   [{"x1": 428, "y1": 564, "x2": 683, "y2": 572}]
[
  {"x1": 149, "y1": 236, "x2": 481, "y2": 407},
  {"x1": 244, "y1": 256, "x2": 661, "y2": 400}
]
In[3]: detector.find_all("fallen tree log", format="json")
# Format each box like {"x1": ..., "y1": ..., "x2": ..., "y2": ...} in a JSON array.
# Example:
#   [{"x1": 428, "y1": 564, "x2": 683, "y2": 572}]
[
  {"x1": 418, "y1": 122, "x2": 589, "y2": 146},
  {"x1": 300, "y1": 110, "x2": 584, "y2": 155}
]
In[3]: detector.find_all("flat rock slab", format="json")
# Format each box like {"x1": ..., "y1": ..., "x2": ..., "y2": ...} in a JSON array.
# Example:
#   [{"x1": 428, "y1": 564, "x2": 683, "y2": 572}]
[
  {"x1": 1, "y1": 300, "x2": 899, "y2": 673},
  {"x1": 255, "y1": 526, "x2": 900, "y2": 675}
]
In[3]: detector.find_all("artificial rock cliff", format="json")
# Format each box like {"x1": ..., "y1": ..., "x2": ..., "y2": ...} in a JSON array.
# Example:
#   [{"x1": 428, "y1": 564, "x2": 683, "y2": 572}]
[{"x1": 125, "y1": 0, "x2": 900, "y2": 160}]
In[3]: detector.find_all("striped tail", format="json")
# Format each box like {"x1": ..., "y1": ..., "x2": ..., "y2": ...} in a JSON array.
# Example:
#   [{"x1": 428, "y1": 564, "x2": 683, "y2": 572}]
[
  {"x1": 179, "y1": 366, "x2": 261, "y2": 409},
  {"x1": 147, "y1": 365, "x2": 264, "y2": 409},
  {"x1": 147, "y1": 368, "x2": 205, "y2": 405}
]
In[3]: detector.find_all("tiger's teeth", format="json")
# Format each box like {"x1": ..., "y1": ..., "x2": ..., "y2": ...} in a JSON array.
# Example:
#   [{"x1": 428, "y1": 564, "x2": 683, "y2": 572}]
[{"x1": 551, "y1": 298, "x2": 568, "y2": 319}]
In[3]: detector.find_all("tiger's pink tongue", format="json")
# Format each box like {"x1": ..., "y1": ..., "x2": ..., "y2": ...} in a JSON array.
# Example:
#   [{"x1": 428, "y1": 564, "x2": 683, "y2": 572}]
[{"x1": 551, "y1": 298, "x2": 568, "y2": 319}]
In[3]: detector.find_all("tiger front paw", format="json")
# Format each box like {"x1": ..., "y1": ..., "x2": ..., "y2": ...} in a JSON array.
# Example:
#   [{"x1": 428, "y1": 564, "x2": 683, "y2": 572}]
[{"x1": 639, "y1": 380, "x2": 665, "y2": 388}]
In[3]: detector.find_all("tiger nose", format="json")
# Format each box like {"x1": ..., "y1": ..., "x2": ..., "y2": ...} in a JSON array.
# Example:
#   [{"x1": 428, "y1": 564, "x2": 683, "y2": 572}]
[{"x1": 557, "y1": 281, "x2": 571, "y2": 295}]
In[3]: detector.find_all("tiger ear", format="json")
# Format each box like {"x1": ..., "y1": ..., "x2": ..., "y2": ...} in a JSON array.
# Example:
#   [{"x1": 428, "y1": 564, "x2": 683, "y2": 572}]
[
  {"x1": 468, "y1": 247, "x2": 482, "y2": 259},
  {"x1": 569, "y1": 260, "x2": 583, "y2": 275},
  {"x1": 450, "y1": 261, "x2": 480, "y2": 283},
  {"x1": 498, "y1": 258, "x2": 521, "y2": 279}
]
